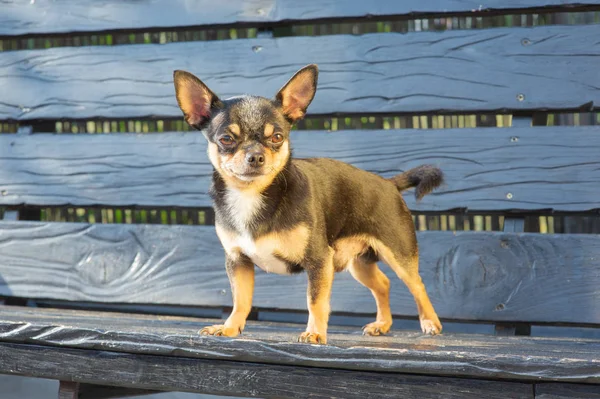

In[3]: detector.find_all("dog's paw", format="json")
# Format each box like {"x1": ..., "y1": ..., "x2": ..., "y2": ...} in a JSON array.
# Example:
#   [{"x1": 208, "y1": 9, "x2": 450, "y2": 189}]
[
  {"x1": 199, "y1": 324, "x2": 241, "y2": 337},
  {"x1": 362, "y1": 321, "x2": 392, "y2": 336},
  {"x1": 297, "y1": 331, "x2": 327, "y2": 344},
  {"x1": 420, "y1": 318, "x2": 442, "y2": 335}
]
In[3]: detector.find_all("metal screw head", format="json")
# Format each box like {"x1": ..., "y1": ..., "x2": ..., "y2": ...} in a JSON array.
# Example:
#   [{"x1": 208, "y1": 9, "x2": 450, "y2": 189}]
[
  {"x1": 516, "y1": 93, "x2": 525, "y2": 102},
  {"x1": 510, "y1": 136, "x2": 519, "y2": 142},
  {"x1": 496, "y1": 303, "x2": 505, "y2": 311},
  {"x1": 506, "y1": 193, "x2": 513, "y2": 199},
  {"x1": 252, "y1": 45, "x2": 263, "y2": 53},
  {"x1": 1, "y1": 190, "x2": 7, "y2": 196},
  {"x1": 521, "y1": 38, "x2": 531, "y2": 46},
  {"x1": 219, "y1": 289, "x2": 227, "y2": 295},
  {"x1": 256, "y1": 8, "x2": 265, "y2": 15}
]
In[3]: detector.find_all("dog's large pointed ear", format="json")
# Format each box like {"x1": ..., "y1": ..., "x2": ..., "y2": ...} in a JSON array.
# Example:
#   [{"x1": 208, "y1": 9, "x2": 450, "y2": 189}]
[
  {"x1": 275, "y1": 64, "x2": 318, "y2": 123},
  {"x1": 173, "y1": 70, "x2": 222, "y2": 130}
]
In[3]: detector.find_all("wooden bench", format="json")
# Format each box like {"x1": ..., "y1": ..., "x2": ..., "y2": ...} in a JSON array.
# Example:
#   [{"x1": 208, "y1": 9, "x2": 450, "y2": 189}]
[{"x1": 1, "y1": 1, "x2": 600, "y2": 398}]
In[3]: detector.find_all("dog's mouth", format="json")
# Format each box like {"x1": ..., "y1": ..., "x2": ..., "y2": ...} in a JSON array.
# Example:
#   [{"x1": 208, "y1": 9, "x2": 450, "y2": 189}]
[
  {"x1": 240, "y1": 170, "x2": 263, "y2": 176},
  {"x1": 235, "y1": 170, "x2": 264, "y2": 181}
]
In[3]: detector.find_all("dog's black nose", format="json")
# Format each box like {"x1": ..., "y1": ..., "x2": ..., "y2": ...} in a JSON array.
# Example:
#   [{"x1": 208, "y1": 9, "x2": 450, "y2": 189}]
[{"x1": 246, "y1": 152, "x2": 265, "y2": 167}]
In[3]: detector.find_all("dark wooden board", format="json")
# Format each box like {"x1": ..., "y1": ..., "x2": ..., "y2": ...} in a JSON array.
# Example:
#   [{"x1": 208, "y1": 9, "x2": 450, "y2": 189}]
[
  {"x1": 1, "y1": 126, "x2": 599, "y2": 212},
  {"x1": 533, "y1": 326, "x2": 600, "y2": 339},
  {"x1": 1, "y1": 222, "x2": 600, "y2": 324},
  {"x1": 58, "y1": 381, "x2": 80, "y2": 399},
  {"x1": 0, "y1": 342, "x2": 536, "y2": 398},
  {"x1": 535, "y1": 383, "x2": 600, "y2": 398},
  {"x1": 1, "y1": 24, "x2": 599, "y2": 120},
  {"x1": 0, "y1": 306, "x2": 598, "y2": 385},
  {"x1": 78, "y1": 384, "x2": 161, "y2": 399},
  {"x1": 2, "y1": 0, "x2": 598, "y2": 36}
]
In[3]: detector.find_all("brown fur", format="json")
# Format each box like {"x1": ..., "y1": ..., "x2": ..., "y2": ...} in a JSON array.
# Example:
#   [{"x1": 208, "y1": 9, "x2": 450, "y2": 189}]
[{"x1": 173, "y1": 64, "x2": 444, "y2": 344}]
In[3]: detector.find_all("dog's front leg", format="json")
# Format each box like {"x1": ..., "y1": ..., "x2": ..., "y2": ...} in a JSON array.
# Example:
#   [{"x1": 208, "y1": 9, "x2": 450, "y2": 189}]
[
  {"x1": 298, "y1": 248, "x2": 334, "y2": 344},
  {"x1": 200, "y1": 255, "x2": 254, "y2": 337}
]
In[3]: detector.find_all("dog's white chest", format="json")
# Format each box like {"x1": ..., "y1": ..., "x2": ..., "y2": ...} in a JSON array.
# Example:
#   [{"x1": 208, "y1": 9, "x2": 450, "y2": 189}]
[
  {"x1": 236, "y1": 233, "x2": 290, "y2": 275},
  {"x1": 218, "y1": 189, "x2": 289, "y2": 274},
  {"x1": 216, "y1": 226, "x2": 291, "y2": 275},
  {"x1": 224, "y1": 188, "x2": 264, "y2": 231}
]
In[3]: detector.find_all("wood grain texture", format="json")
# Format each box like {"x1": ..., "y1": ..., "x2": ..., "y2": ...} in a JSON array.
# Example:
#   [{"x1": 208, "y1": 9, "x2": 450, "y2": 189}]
[
  {"x1": 1, "y1": 24, "x2": 599, "y2": 120},
  {"x1": 0, "y1": 306, "x2": 598, "y2": 384},
  {"x1": 0, "y1": 222, "x2": 600, "y2": 324},
  {"x1": 0, "y1": 126, "x2": 599, "y2": 212},
  {"x1": 2, "y1": 0, "x2": 598, "y2": 36},
  {"x1": 535, "y1": 383, "x2": 600, "y2": 398},
  {"x1": 0, "y1": 342, "x2": 536, "y2": 398}
]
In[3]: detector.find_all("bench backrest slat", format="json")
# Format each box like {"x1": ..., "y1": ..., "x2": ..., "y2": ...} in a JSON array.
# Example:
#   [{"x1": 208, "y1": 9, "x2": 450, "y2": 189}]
[
  {"x1": 0, "y1": 126, "x2": 597, "y2": 213},
  {"x1": 2, "y1": 1, "x2": 598, "y2": 36},
  {"x1": 0, "y1": 221, "x2": 598, "y2": 325},
  {"x1": 1, "y1": 24, "x2": 599, "y2": 121}
]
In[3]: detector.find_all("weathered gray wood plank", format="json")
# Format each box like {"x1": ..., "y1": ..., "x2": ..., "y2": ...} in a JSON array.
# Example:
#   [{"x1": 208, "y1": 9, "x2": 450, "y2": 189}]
[
  {"x1": 0, "y1": 342, "x2": 536, "y2": 398},
  {"x1": 2, "y1": 0, "x2": 598, "y2": 36},
  {"x1": 1, "y1": 24, "x2": 599, "y2": 120},
  {"x1": 0, "y1": 222, "x2": 599, "y2": 324},
  {"x1": 0, "y1": 127, "x2": 598, "y2": 212},
  {"x1": 535, "y1": 383, "x2": 600, "y2": 398},
  {"x1": 0, "y1": 306, "x2": 598, "y2": 384}
]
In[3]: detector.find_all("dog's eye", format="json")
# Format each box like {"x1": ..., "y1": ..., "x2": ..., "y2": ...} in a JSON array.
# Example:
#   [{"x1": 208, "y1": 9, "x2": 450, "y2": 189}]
[
  {"x1": 271, "y1": 133, "x2": 284, "y2": 144},
  {"x1": 219, "y1": 135, "x2": 235, "y2": 146}
]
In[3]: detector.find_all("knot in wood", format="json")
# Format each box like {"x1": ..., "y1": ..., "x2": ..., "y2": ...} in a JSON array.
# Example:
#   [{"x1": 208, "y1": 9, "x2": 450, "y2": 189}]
[{"x1": 75, "y1": 227, "x2": 149, "y2": 287}]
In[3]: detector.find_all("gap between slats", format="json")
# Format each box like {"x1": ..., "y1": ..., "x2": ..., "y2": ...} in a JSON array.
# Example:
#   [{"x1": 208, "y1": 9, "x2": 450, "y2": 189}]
[{"x1": 1, "y1": 9, "x2": 599, "y2": 52}]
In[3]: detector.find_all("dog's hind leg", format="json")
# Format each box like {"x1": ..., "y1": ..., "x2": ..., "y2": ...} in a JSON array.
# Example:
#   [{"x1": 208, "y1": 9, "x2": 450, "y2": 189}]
[
  {"x1": 348, "y1": 257, "x2": 393, "y2": 336},
  {"x1": 377, "y1": 245, "x2": 442, "y2": 335}
]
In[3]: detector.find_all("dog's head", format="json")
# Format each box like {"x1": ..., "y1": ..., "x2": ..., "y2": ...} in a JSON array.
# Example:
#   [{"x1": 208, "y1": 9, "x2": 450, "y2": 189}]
[{"x1": 173, "y1": 65, "x2": 318, "y2": 191}]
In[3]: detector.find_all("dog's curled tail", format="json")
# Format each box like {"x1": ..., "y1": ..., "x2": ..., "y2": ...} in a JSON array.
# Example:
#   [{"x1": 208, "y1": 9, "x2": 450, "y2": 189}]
[{"x1": 389, "y1": 165, "x2": 444, "y2": 201}]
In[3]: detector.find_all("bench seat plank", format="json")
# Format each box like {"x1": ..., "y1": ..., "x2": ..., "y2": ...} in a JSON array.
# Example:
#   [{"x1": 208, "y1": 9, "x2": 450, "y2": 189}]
[
  {"x1": 2, "y1": 0, "x2": 598, "y2": 36},
  {"x1": 0, "y1": 221, "x2": 599, "y2": 324},
  {"x1": 1, "y1": 24, "x2": 599, "y2": 120},
  {"x1": 0, "y1": 343, "x2": 535, "y2": 399},
  {"x1": 0, "y1": 126, "x2": 598, "y2": 212},
  {"x1": 535, "y1": 383, "x2": 600, "y2": 399},
  {"x1": 535, "y1": 383, "x2": 600, "y2": 398},
  {"x1": 0, "y1": 306, "x2": 598, "y2": 385}
]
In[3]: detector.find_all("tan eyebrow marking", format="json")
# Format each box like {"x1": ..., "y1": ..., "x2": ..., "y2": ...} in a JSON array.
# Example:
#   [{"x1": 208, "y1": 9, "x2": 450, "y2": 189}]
[
  {"x1": 263, "y1": 123, "x2": 274, "y2": 138},
  {"x1": 228, "y1": 124, "x2": 240, "y2": 136}
]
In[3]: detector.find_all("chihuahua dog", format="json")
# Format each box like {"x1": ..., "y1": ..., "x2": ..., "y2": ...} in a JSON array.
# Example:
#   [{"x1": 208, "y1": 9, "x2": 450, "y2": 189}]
[{"x1": 173, "y1": 64, "x2": 443, "y2": 344}]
